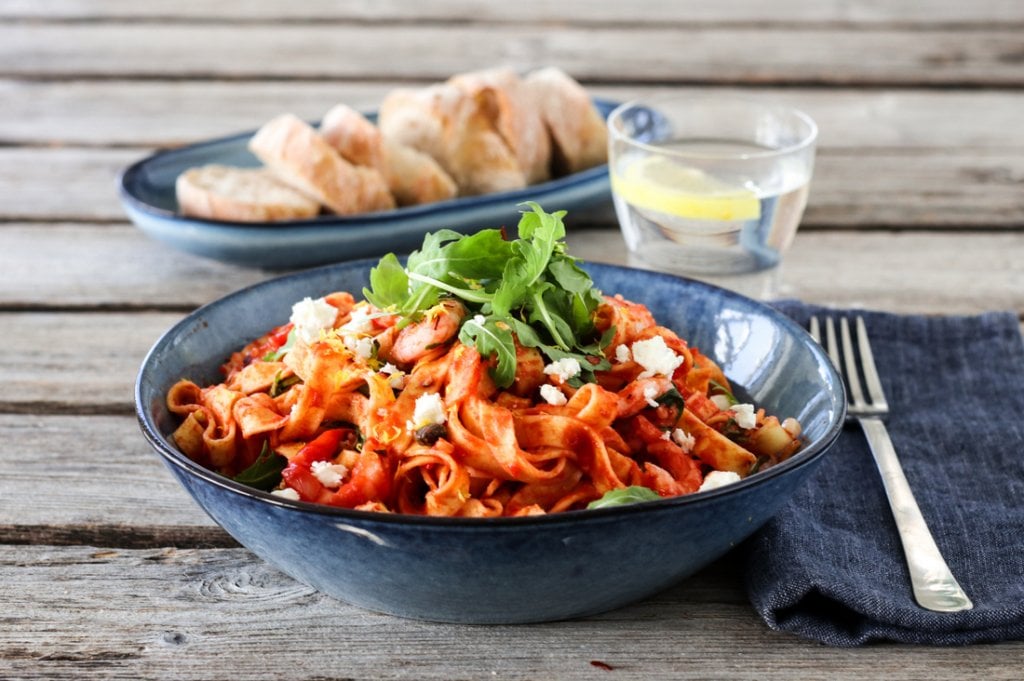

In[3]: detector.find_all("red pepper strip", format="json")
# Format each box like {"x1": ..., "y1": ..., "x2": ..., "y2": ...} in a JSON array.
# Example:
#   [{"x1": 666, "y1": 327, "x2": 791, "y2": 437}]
[
  {"x1": 281, "y1": 428, "x2": 354, "y2": 501},
  {"x1": 317, "y1": 449, "x2": 390, "y2": 508}
]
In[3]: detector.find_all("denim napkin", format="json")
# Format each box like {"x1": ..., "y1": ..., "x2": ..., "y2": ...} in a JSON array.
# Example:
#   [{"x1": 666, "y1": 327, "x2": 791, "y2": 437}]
[{"x1": 744, "y1": 304, "x2": 1024, "y2": 646}]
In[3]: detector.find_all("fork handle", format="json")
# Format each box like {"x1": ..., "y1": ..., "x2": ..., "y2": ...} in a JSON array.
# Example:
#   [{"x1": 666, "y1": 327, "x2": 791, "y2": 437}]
[{"x1": 858, "y1": 417, "x2": 974, "y2": 612}]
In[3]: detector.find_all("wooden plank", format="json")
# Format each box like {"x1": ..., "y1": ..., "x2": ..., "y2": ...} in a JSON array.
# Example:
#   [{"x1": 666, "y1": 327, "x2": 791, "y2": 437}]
[
  {"x1": 0, "y1": 414, "x2": 220, "y2": 536},
  {"x1": 2, "y1": 544, "x2": 1022, "y2": 680},
  {"x1": 0, "y1": 312, "x2": 186, "y2": 411},
  {"x1": 0, "y1": 225, "x2": 268, "y2": 308},
  {"x1": 3, "y1": 0, "x2": 1022, "y2": 25},
  {"x1": 1, "y1": 225, "x2": 1020, "y2": 315},
  {"x1": 5, "y1": 81, "x2": 1024, "y2": 150},
  {"x1": 4, "y1": 24, "x2": 1024, "y2": 85},
  {"x1": 5, "y1": 145, "x2": 1024, "y2": 228}
]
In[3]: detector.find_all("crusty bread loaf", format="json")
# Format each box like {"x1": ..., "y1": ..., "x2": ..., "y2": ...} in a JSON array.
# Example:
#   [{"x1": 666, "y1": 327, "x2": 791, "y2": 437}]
[
  {"x1": 248, "y1": 113, "x2": 395, "y2": 215},
  {"x1": 378, "y1": 84, "x2": 526, "y2": 196},
  {"x1": 319, "y1": 103, "x2": 456, "y2": 206},
  {"x1": 524, "y1": 67, "x2": 608, "y2": 174},
  {"x1": 319, "y1": 104, "x2": 385, "y2": 170},
  {"x1": 175, "y1": 164, "x2": 320, "y2": 222},
  {"x1": 448, "y1": 67, "x2": 551, "y2": 184}
]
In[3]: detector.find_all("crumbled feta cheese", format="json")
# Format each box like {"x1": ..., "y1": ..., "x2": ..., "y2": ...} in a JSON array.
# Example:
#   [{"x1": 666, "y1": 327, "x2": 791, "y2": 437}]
[
  {"x1": 660, "y1": 430, "x2": 671, "y2": 441},
  {"x1": 348, "y1": 336, "x2": 375, "y2": 359},
  {"x1": 671, "y1": 428, "x2": 696, "y2": 452},
  {"x1": 289, "y1": 297, "x2": 337, "y2": 344},
  {"x1": 539, "y1": 384, "x2": 567, "y2": 406},
  {"x1": 710, "y1": 394, "x2": 734, "y2": 411},
  {"x1": 408, "y1": 392, "x2": 446, "y2": 431},
  {"x1": 472, "y1": 314, "x2": 487, "y2": 326},
  {"x1": 271, "y1": 487, "x2": 301, "y2": 501},
  {"x1": 543, "y1": 357, "x2": 582, "y2": 382},
  {"x1": 311, "y1": 460, "x2": 348, "y2": 488},
  {"x1": 698, "y1": 470, "x2": 742, "y2": 492},
  {"x1": 730, "y1": 403, "x2": 757, "y2": 429},
  {"x1": 337, "y1": 305, "x2": 374, "y2": 336},
  {"x1": 642, "y1": 383, "x2": 660, "y2": 408},
  {"x1": 630, "y1": 336, "x2": 683, "y2": 378},
  {"x1": 379, "y1": 362, "x2": 405, "y2": 389},
  {"x1": 615, "y1": 344, "x2": 631, "y2": 363}
]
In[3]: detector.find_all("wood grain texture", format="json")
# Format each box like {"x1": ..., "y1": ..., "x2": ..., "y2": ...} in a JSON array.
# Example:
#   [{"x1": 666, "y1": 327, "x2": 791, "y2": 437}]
[
  {"x1": 3, "y1": 0, "x2": 1022, "y2": 25},
  {"x1": 1, "y1": 224, "x2": 1020, "y2": 316},
  {"x1": 5, "y1": 146, "x2": 1024, "y2": 228},
  {"x1": 4, "y1": 24, "x2": 1024, "y2": 85},
  {"x1": 2, "y1": 545, "x2": 1022, "y2": 681},
  {"x1": 7, "y1": 81, "x2": 1024, "y2": 150}
]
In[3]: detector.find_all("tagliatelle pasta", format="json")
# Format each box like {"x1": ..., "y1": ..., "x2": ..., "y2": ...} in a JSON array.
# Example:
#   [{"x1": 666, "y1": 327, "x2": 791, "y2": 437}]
[
  {"x1": 167, "y1": 288, "x2": 803, "y2": 517},
  {"x1": 166, "y1": 206, "x2": 802, "y2": 516}
]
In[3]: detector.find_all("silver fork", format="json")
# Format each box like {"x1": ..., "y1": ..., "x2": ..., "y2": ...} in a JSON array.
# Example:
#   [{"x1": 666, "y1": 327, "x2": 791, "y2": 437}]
[{"x1": 810, "y1": 315, "x2": 973, "y2": 612}]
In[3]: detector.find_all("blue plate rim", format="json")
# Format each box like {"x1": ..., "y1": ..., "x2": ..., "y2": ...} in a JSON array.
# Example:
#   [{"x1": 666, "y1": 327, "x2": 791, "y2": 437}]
[{"x1": 135, "y1": 259, "x2": 847, "y2": 528}]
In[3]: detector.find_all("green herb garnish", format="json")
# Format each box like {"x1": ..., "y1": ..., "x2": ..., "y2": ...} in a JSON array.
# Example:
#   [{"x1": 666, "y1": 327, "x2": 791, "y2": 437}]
[
  {"x1": 233, "y1": 442, "x2": 288, "y2": 491},
  {"x1": 262, "y1": 328, "x2": 296, "y2": 362},
  {"x1": 364, "y1": 203, "x2": 609, "y2": 387},
  {"x1": 586, "y1": 486, "x2": 662, "y2": 509}
]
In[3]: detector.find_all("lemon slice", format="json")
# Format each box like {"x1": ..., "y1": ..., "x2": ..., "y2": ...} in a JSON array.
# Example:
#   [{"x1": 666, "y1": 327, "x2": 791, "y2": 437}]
[{"x1": 611, "y1": 156, "x2": 761, "y2": 221}]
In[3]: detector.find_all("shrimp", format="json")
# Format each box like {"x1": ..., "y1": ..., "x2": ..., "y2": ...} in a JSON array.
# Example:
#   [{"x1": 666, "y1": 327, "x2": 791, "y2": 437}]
[{"x1": 383, "y1": 299, "x2": 466, "y2": 366}]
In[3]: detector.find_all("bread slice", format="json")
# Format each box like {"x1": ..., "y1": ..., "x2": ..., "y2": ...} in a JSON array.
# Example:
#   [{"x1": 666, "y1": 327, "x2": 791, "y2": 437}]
[
  {"x1": 381, "y1": 138, "x2": 457, "y2": 206},
  {"x1": 175, "y1": 164, "x2": 320, "y2": 222},
  {"x1": 378, "y1": 84, "x2": 526, "y2": 196},
  {"x1": 320, "y1": 103, "x2": 457, "y2": 206},
  {"x1": 248, "y1": 113, "x2": 395, "y2": 215},
  {"x1": 448, "y1": 67, "x2": 551, "y2": 184},
  {"x1": 524, "y1": 67, "x2": 608, "y2": 174},
  {"x1": 319, "y1": 104, "x2": 385, "y2": 170}
]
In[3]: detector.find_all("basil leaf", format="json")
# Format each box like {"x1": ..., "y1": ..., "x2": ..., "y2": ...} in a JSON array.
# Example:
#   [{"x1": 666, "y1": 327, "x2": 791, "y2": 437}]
[
  {"x1": 586, "y1": 486, "x2": 662, "y2": 509},
  {"x1": 234, "y1": 442, "x2": 288, "y2": 491}
]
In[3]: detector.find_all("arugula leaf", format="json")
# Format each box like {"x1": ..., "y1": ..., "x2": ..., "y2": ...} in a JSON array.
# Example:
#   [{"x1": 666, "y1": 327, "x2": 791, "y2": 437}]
[
  {"x1": 363, "y1": 203, "x2": 607, "y2": 388},
  {"x1": 586, "y1": 485, "x2": 662, "y2": 509},
  {"x1": 234, "y1": 442, "x2": 288, "y2": 491},
  {"x1": 458, "y1": 316, "x2": 517, "y2": 388}
]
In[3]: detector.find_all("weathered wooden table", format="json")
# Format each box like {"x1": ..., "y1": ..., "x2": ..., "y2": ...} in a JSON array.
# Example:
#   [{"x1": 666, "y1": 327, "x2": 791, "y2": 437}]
[{"x1": 2, "y1": 2, "x2": 1022, "y2": 678}]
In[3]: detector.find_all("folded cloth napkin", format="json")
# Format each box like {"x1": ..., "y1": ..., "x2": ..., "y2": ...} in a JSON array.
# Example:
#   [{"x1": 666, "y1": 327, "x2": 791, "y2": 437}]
[{"x1": 744, "y1": 303, "x2": 1024, "y2": 646}]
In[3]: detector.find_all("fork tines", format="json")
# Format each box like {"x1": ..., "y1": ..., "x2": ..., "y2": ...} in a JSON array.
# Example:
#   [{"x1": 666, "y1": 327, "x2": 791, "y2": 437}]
[{"x1": 810, "y1": 315, "x2": 889, "y2": 417}]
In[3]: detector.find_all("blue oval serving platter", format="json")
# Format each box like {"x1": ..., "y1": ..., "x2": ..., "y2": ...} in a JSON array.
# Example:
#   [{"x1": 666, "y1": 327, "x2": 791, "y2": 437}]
[{"x1": 118, "y1": 99, "x2": 617, "y2": 270}]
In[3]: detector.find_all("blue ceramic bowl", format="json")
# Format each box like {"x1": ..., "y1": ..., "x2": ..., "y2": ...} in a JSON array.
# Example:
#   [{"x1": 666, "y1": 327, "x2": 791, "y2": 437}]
[
  {"x1": 117, "y1": 100, "x2": 616, "y2": 270},
  {"x1": 135, "y1": 261, "x2": 845, "y2": 623}
]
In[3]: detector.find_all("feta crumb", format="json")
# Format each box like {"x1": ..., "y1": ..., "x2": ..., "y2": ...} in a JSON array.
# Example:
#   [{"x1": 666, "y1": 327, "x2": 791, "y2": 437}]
[
  {"x1": 730, "y1": 403, "x2": 757, "y2": 429},
  {"x1": 311, "y1": 460, "x2": 348, "y2": 488},
  {"x1": 271, "y1": 487, "x2": 301, "y2": 501},
  {"x1": 379, "y1": 363, "x2": 405, "y2": 389},
  {"x1": 337, "y1": 305, "x2": 374, "y2": 336},
  {"x1": 642, "y1": 383, "x2": 660, "y2": 408},
  {"x1": 351, "y1": 336, "x2": 375, "y2": 359},
  {"x1": 660, "y1": 430, "x2": 671, "y2": 441},
  {"x1": 671, "y1": 428, "x2": 696, "y2": 452},
  {"x1": 710, "y1": 394, "x2": 734, "y2": 411},
  {"x1": 472, "y1": 314, "x2": 487, "y2": 326},
  {"x1": 539, "y1": 384, "x2": 567, "y2": 406},
  {"x1": 408, "y1": 392, "x2": 446, "y2": 431},
  {"x1": 698, "y1": 470, "x2": 742, "y2": 492},
  {"x1": 543, "y1": 357, "x2": 582, "y2": 383},
  {"x1": 289, "y1": 297, "x2": 337, "y2": 344},
  {"x1": 630, "y1": 336, "x2": 683, "y2": 378},
  {"x1": 614, "y1": 344, "x2": 631, "y2": 363}
]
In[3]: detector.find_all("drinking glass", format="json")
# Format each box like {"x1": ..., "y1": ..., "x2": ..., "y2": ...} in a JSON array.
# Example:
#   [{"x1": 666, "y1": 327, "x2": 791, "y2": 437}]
[{"x1": 608, "y1": 94, "x2": 817, "y2": 289}]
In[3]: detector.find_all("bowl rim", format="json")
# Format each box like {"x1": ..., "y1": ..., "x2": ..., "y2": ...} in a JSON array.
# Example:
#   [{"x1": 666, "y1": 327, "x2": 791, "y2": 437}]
[{"x1": 135, "y1": 260, "x2": 846, "y2": 528}]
